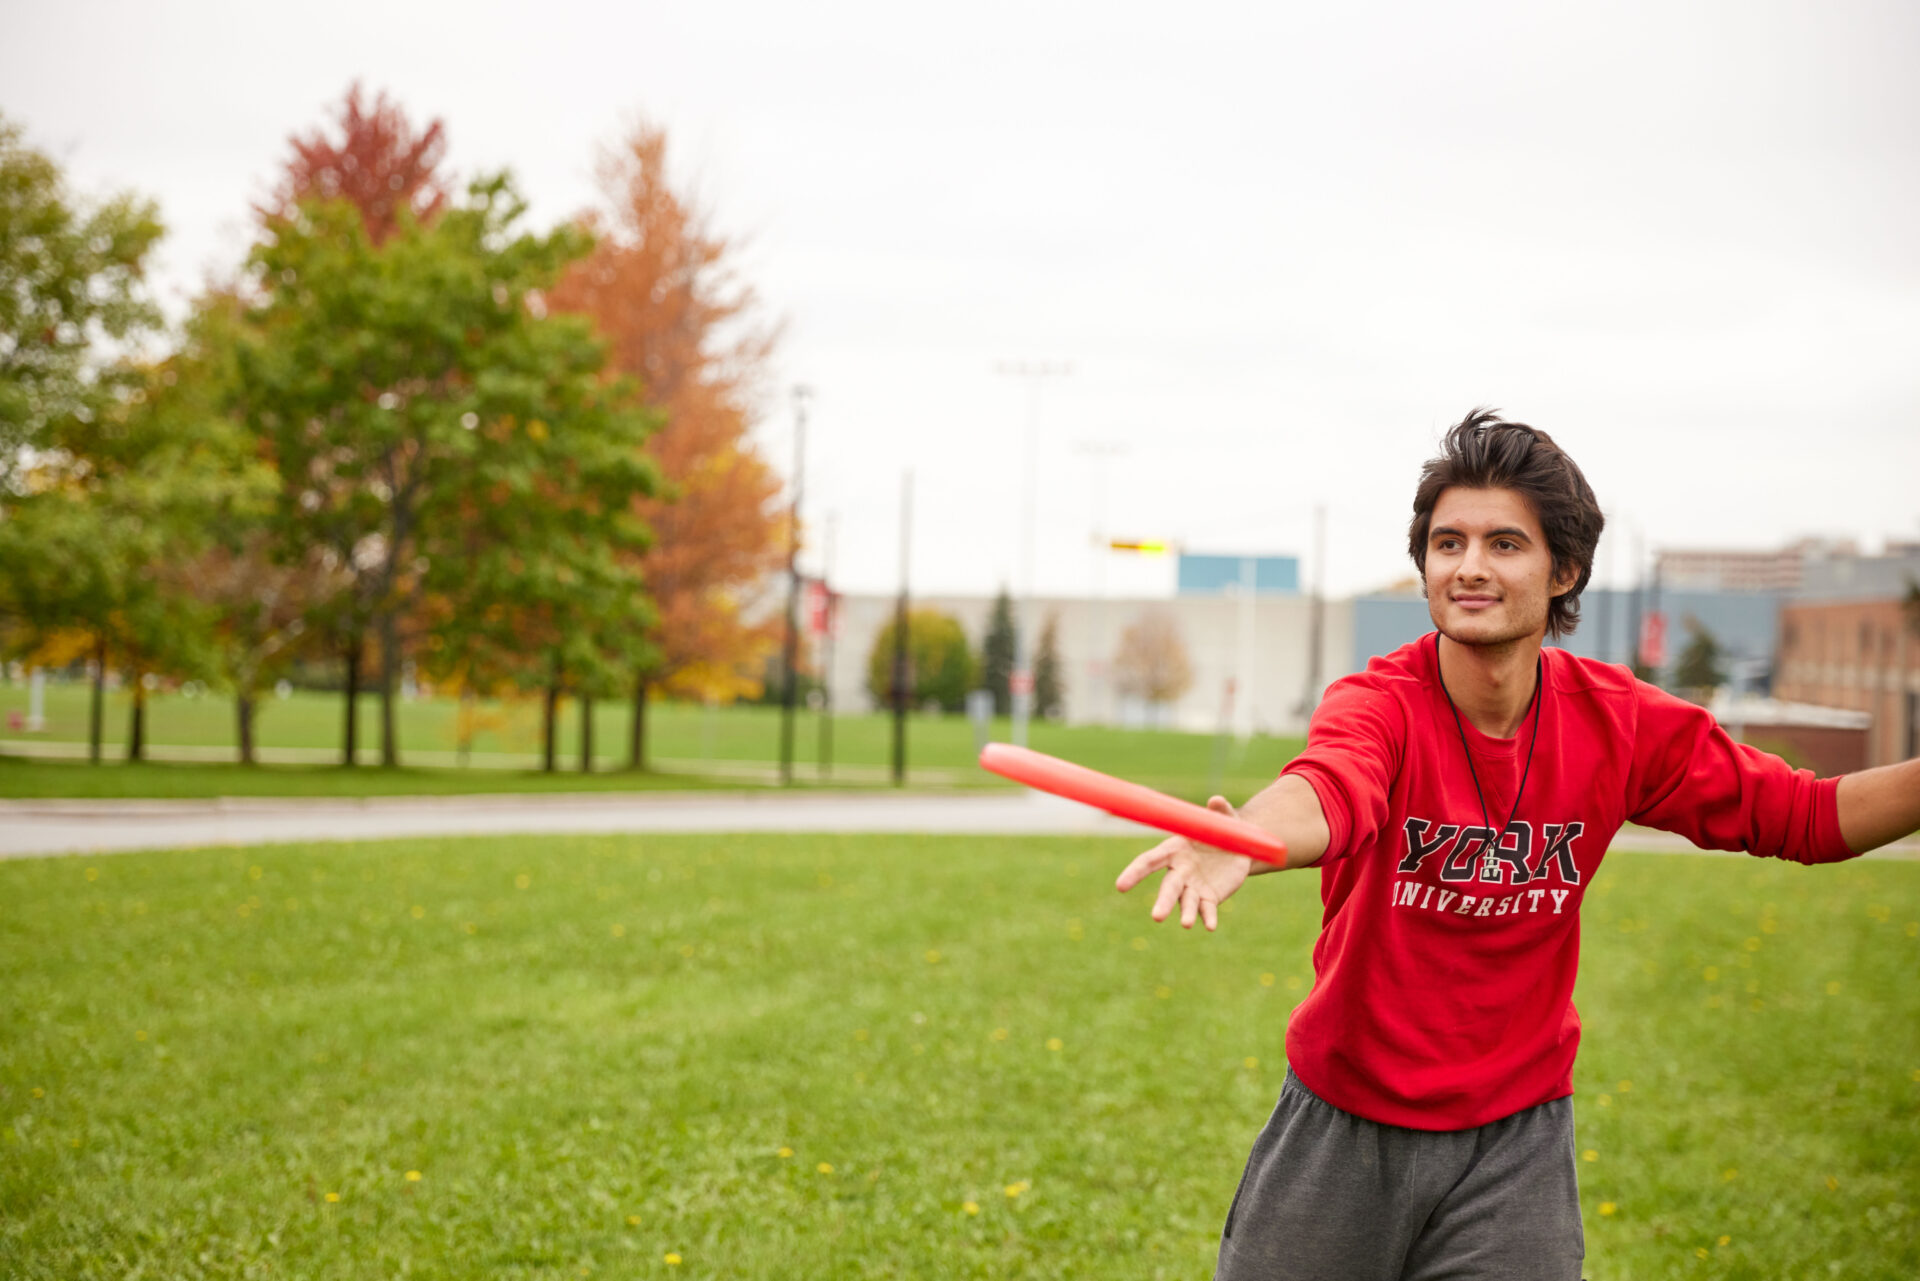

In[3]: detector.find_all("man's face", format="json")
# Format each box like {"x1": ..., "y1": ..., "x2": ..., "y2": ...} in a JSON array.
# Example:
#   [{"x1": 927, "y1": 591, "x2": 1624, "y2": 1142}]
[{"x1": 1423, "y1": 486, "x2": 1578, "y2": 648}]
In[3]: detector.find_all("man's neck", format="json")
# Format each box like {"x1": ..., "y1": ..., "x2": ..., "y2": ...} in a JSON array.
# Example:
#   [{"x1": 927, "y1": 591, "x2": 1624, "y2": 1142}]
[{"x1": 1436, "y1": 632, "x2": 1543, "y2": 739}]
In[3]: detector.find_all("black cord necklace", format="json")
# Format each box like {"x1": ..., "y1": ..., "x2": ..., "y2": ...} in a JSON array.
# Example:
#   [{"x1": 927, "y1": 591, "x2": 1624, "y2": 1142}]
[{"x1": 1433, "y1": 634, "x2": 1544, "y2": 881}]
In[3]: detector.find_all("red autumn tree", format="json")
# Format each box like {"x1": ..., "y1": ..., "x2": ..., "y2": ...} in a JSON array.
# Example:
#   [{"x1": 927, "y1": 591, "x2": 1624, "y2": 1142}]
[
  {"x1": 548, "y1": 120, "x2": 787, "y2": 769},
  {"x1": 258, "y1": 82, "x2": 450, "y2": 246}
]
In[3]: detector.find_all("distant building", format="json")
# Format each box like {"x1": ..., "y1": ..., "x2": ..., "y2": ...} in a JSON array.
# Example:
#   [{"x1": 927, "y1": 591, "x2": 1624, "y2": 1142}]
[
  {"x1": 1772, "y1": 597, "x2": 1920, "y2": 767},
  {"x1": 1654, "y1": 538, "x2": 1852, "y2": 593}
]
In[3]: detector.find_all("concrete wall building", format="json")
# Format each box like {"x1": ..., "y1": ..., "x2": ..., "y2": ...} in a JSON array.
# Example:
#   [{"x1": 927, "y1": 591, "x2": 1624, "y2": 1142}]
[
  {"x1": 1772, "y1": 597, "x2": 1920, "y2": 767},
  {"x1": 825, "y1": 590, "x2": 1354, "y2": 736}
]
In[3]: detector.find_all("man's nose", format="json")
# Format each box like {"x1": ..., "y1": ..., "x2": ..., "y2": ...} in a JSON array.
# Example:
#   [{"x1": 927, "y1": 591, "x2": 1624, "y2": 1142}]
[{"x1": 1456, "y1": 543, "x2": 1490, "y2": 581}]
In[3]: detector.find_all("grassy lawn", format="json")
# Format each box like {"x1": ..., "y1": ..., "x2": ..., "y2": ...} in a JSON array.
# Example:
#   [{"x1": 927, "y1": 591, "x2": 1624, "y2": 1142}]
[
  {"x1": 0, "y1": 681, "x2": 1303, "y2": 802},
  {"x1": 3, "y1": 836, "x2": 1915, "y2": 1279}
]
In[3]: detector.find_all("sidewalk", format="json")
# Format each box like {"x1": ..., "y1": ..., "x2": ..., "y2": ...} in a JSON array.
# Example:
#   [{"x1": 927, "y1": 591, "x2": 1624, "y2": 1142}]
[{"x1": 3, "y1": 790, "x2": 1914, "y2": 861}]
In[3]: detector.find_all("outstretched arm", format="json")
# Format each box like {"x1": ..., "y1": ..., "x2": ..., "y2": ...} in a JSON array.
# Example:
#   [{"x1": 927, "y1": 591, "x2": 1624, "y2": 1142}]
[
  {"x1": 1837, "y1": 757, "x2": 1920, "y2": 854},
  {"x1": 1114, "y1": 773, "x2": 1333, "y2": 931}
]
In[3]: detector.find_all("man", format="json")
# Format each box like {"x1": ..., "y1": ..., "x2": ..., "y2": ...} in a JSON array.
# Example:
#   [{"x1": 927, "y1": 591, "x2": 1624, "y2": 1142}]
[{"x1": 1116, "y1": 409, "x2": 1920, "y2": 1281}]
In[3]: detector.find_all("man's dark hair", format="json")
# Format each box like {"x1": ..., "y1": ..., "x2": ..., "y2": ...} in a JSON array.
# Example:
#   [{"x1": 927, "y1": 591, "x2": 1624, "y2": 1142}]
[{"x1": 1408, "y1": 407, "x2": 1604, "y2": 640}]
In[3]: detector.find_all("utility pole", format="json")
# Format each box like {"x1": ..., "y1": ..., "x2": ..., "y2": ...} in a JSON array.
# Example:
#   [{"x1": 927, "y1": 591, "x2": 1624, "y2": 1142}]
[
  {"x1": 778, "y1": 385, "x2": 811, "y2": 785},
  {"x1": 891, "y1": 472, "x2": 913, "y2": 787},
  {"x1": 817, "y1": 512, "x2": 837, "y2": 781},
  {"x1": 996, "y1": 360, "x2": 1071, "y2": 747}
]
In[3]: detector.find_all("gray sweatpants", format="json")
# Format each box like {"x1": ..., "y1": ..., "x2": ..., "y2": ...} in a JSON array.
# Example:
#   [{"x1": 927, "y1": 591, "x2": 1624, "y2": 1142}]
[{"x1": 1215, "y1": 1070, "x2": 1585, "y2": 1281}]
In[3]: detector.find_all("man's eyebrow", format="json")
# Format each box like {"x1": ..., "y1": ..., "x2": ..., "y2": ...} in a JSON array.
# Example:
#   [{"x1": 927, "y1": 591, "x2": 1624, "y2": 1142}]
[{"x1": 1428, "y1": 524, "x2": 1533, "y2": 542}]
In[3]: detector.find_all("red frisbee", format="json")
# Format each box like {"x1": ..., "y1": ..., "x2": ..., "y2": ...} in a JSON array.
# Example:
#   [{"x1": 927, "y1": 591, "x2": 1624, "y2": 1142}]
[{"x1": 979, "y1": 742, "x2": 1287, "y2": 866}]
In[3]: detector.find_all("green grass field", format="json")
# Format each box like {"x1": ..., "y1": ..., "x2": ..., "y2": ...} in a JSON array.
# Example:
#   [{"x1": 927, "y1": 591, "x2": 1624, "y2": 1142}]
[
  {"x1": 0, "y1": 680, "x2": 1303, "y2": 803},
  {"x1": 3, "y1": 835, "x2": 1915, "y2": 1279}
]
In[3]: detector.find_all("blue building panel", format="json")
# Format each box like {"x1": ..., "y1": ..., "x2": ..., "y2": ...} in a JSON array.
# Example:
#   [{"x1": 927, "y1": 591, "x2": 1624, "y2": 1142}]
[{"x1": 1177, "y1": 554, "x2": 1300, "y2": 596}]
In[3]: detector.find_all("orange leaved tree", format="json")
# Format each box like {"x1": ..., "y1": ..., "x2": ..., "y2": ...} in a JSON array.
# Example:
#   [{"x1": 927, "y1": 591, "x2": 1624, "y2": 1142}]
[{"x1": 549, "y1": 120, "x2": 786, "y2": 769}]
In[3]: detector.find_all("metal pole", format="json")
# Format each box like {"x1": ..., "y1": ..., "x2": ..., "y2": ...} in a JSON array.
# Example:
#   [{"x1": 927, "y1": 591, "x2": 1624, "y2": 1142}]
[
  {"x1": 779, "y1": 385, "x2": 811, "y2": 785},
  {"x1": 892, "y1": 472, "x2": 912, "y2": 787},
  {"x1": 1304, "y1": 504, "x2": 1325, "y2": 716},
  {"x1": 997, "y1": 361, "x2": 1070, "y2": 747},
  {"x1": 818, "y1": 512, "x2": 836, "y2": 781}
]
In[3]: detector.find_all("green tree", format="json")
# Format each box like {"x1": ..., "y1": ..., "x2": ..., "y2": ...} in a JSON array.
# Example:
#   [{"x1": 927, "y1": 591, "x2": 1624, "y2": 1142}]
[
  {"x1": 980, "y1": 586, "x2": 1016, "y2": 714},
  {"x1": 1672, "y1": 615, "x2": 1726, "y2": 702},
  {"x1": 236, "y1": 172, "x2": 656, "y2": 768},
  {"x1": 865, "y1": 609, "x2": 976, "y2": 713},
  {"x1": 1033, "y1": 611, "x2": 1066, "y2": 720},
  {"x1": 0, "y1": 113, "x2": 163, "y2": 484}
]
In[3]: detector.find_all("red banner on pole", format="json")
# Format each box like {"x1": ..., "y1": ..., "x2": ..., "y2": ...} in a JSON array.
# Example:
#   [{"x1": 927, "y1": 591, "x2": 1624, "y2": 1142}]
[{"x1": 1638, "y1": 611, "x2": 1667, "y2": 669}]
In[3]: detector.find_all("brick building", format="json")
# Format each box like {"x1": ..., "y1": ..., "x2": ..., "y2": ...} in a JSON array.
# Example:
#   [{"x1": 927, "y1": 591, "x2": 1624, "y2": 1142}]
[{"x1": 1772, "y1": 598, "x2": 1920, "y2": 767}]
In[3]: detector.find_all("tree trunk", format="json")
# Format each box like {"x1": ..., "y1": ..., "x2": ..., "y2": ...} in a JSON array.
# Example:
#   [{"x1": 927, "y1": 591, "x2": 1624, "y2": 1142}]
[
  {"x1": 237, "y1": 692, "x2": 256, "y2": 766},
  {"x1": 542, "y1": 666, "x2": 560, "y2": 774},
  {"x1": 342, "y1": 634, "x2": 361, "y2": 768},
  {"x1": 629, "y1": 676, "x2": 650, "y2": 772},
  {"x1": 88, "y1": 637, "x2": 106, "y2": 765},
  {"x1": 378, "y1": 610, "x2": 400, "y2": 767},
  {"x1": 579, "y1": 694, "x2": 593, "y2": 773},
  {"x1": 128, "y1": 672, "x2": 146, "y2": 763}
]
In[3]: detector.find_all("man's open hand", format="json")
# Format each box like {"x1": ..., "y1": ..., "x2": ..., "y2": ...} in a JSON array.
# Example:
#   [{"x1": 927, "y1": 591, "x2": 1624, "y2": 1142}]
[{"x1": 1114, "y1": 796, "x2": 1255, "y2": 931}]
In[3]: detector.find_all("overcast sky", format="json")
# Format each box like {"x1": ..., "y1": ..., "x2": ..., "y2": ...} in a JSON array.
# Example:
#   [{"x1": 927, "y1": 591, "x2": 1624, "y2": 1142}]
[{"x1": 6, "y1": 0, "x2": 1916, "y2": 600}]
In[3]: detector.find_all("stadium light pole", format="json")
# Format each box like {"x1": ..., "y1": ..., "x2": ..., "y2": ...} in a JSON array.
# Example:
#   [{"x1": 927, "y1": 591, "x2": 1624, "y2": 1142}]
[
  {"x1": 1075, "y1": 440, "x2": 1127, "y2": 725},
  {"x1": 996, "y1": 360, "x2": 1071, "y2": 747}
]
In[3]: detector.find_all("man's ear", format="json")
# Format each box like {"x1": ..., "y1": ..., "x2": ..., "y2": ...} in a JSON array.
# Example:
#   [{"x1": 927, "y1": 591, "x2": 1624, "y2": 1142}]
[{"x1": 1550, "y1": 562, "x2": 1581, "y2": 598}]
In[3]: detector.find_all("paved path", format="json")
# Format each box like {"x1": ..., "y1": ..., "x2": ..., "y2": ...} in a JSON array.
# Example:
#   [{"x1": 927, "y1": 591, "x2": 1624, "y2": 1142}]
[{"x1": 3, "y1": 792, "x2": 1914, "y2": 861}]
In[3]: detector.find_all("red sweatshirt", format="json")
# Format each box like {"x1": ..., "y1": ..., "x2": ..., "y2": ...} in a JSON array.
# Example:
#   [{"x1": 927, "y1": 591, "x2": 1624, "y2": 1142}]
[{"x1": 1279, "y1": 633, "x2": 1854, "y2": 1131}]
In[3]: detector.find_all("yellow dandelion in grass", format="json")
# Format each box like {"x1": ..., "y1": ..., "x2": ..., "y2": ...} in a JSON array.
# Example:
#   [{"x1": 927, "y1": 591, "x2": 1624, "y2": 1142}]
[
  {"x1": 1906, "y1": 921, "x2": 1918, "y2": 937},
  {"x1": 84, "y1": 867, "x2": 100, "y2": 882},
  {"x1": 1004, "y1": 1180, "x2": 1031, "y2": 1198},
  {"x1": 990, "y1": 1027, "x2": 1009, "y2": 1042},
  {"x1": 1155, "y1": 985, "x2": 1173, "y2": 1000},
  {"x1": 854, "y1": 1028, "x2": 869, "y2": 1042},
  {"x1": 627, "y1": 1215, "x2": 641, "y2": 1225},
  {"x1": 70, "y1": 1137, "x2": 81, "y2": 1148},
  {"x1": 1130, "y1": 937, "x2": 1148, "y2": 951},
  {"x1": 464, "y1": 922, "x2": 478, "y2": 935},
  {"x1": 1826, "y1": 1176, "x2": 1839, "y2": 1191},
  {"x1": 1598, "y1": 1202, "x2": 1617, "y2": 1216},
  {"x1": 1744, "y1": 936, "x2": 1760, "y2": 951},
  {"x1": 410, "y1": 905, "x2": 425, "y2": 919},
  {"x1": 679, "y1": 944, "x2": 695, "y2": 958},
  {"x1": 1597, "y1": 1094, "x2": 1612, "y2": 1107},
  {"x1": 963, "y1": 1200, "x2": 980, "y2": 1215},
  {"x1": 1702, "y1": 966, "x2": 1718, "y2": 982},
  {"x1": 817, "y1": 1162, "x2": 834, "y2": 1174},
  {"x1": 664, "y1": 1252, "x2": 682, "y2": 1266},
  {"x1": 405, "y1": 1170, "x2": 422, "y2": 1182},
  {"x1": 1243, "y1": 1056, "x2": 1259, "y2": 1070},
  {"x1": 778, "y1": 1147, "x2": 793, "y2": 1159},
  {"x1": 515, "y1": 874, "x2": 531, "y2": 890},
  {"x1": 924, "y1": 949, "x2": 942, "y2": 964},
  {"x1": 249, "y1": 866, "x2": 263, "y2": 881},
  {"x1": 1286, "y1": 976, "x2": 1302, "y2": 991},
  {"x1": 1696, "y1": 1247, "x2": 1709, "y2": 1259},
  {"x1": 1910, "y1": 1068, "x2": 1920, "y2": 1083},
  {"x1": 1825, "y1": 981, "x2": 1841, "y2": 995},
  {"x1": 1718, "y1": 1234, "x2": 1731, "y2": 1247},
  {"x1": 1581, "y1": 1150, "x2": 1598, "y2": 1163},
  {"x1": 1618, "y1": 1080, "x2": 1633, "y2": 1092},
  {"x1": 1260, "y1": 972, "x2": 1276, "y2": 987},
  {"x1": 31, "y1": 1087, "x2": 44, "y2": 1099},
  {"x1": 1046, "y1": 1037, "x2": 1063, "y2": 1052},
  {"x1": 325, "y1": 1192, "x2": 340, "y2": 1203},
  {"x1": 610, "y1": 924, "x2": 626, "y2": 938},
  {"x1": 135, "y1": 1030, "x2": 147, "y2": 1042},
  {"x1": 1723, "y1": 1168, "x2": 1738, "y2": 1182}
]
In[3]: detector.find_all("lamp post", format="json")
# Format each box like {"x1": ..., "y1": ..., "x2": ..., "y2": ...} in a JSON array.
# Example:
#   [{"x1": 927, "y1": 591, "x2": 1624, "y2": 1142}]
[{"x1": 778, "y1": 384, "x2": 811, "y2": 785}]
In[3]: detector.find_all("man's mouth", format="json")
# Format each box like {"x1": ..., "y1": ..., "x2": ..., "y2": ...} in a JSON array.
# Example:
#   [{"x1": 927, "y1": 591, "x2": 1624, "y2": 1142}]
[{"x1": 1452, "y1": 595, "x2": 1500, "y2": 608}]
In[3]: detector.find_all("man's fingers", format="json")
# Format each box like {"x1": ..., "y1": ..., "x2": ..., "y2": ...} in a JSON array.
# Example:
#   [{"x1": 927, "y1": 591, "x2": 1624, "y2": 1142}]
[
  {"x1": 1116, "y1": 839, "x2": 1181, "y2": 893},
  {"x1": 1150, "y1": 867, "x2": 1184, "y2": 922},
  {"x1": 1200, "y1": 895, "x2": 1219, "y2": 932},
  {"x1": 1179, "y1": 882, "x2": 1200, "y2": 929},
  {"x1": 1206, "y1": 795, "x2": 1236, "y2": 816}
]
